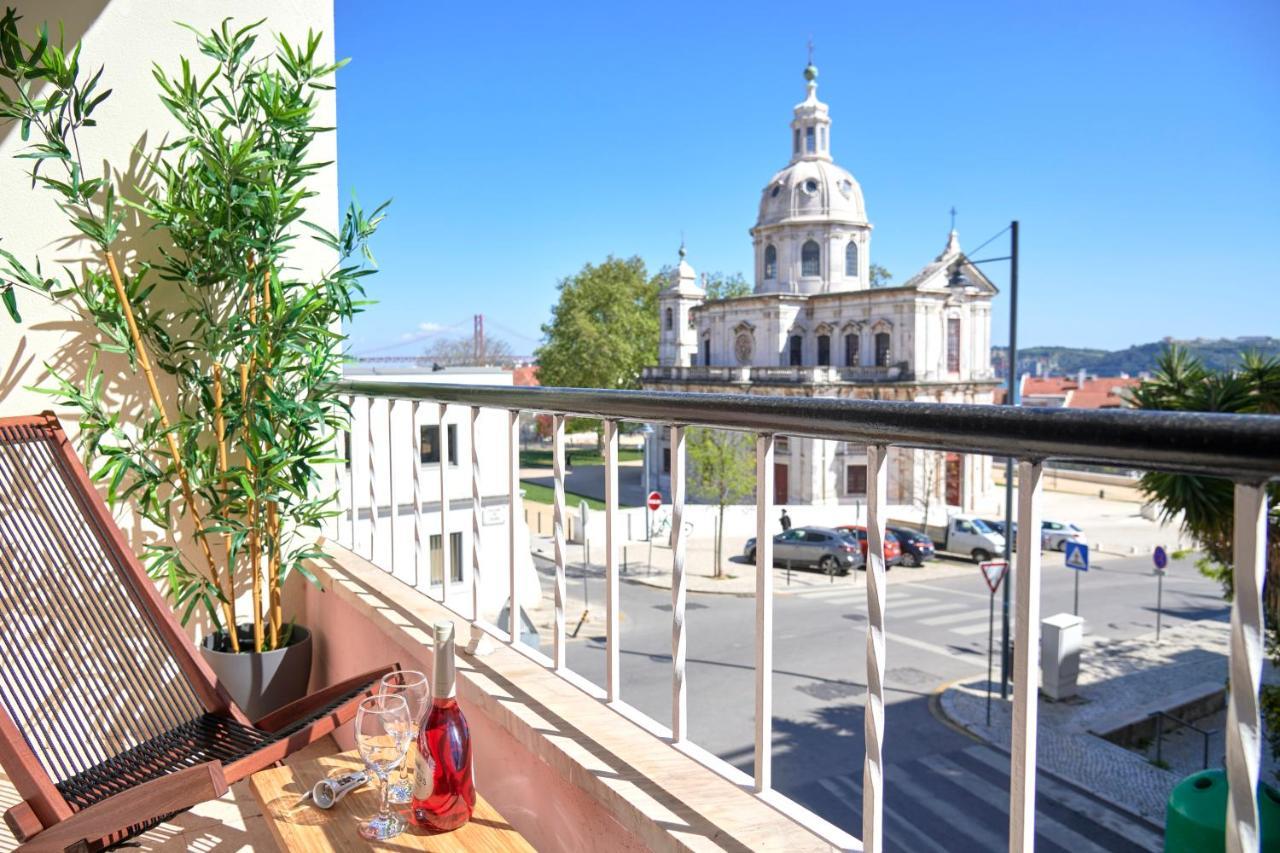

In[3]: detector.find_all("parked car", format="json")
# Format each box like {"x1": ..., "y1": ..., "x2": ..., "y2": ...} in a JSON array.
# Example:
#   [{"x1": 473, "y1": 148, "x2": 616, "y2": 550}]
[
  {"x1": 743, "y1": 526, "x2": 864, "y2": 575},
  {"x1": 1041, "y1": 520, "x2": 1086, "y2": 551},
  {"x1": 886, "y1": 526, "x2": 935, "y2": 567},
  {"x1": 935, "y1": 515, "x2": 1007, "y2": 563},
  {"x1": 979, "y1": 518, "x2": 1016, "y2": 551},
  {"x1": 835, "y1": 525, "x2": 903, "y2": 568}
]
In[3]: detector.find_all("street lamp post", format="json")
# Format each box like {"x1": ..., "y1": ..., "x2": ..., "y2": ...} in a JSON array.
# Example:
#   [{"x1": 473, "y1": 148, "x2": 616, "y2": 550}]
[{"x1": 950, "y1": 220, "x2": 1019, "y2": 698}]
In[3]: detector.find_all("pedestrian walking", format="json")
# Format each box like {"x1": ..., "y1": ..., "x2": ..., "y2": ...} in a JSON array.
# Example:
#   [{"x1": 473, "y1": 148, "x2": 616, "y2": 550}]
[{"x1": 780, "y1": 508, "x2": 791, "y2": 532}]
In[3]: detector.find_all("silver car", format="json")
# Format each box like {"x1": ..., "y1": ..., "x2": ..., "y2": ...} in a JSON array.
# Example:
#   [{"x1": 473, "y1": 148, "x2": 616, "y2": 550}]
[
  {"x1": 743, "y1": 526, "x2": 864, "y2": 575},
  {"x1": 1041, "y1": 519, "x2": 1086, "y2": 551}
]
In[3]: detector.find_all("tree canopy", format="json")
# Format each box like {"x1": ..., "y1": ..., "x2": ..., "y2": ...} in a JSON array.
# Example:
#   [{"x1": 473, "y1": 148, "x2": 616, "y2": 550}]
[
  {"x1": 536, "y1": 256, "x2": 660, "y2": 390},
  {"x1": 687, "y1": 428, "x2": 756, "y2": 577},
  {"x1": 703, "y1": 271, "x2": 751, "y2": 300}
]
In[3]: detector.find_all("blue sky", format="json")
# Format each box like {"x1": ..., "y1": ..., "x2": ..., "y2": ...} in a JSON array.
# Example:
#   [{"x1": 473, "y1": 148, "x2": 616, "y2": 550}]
[{"x1": 334, "y1": 0, "x2": 1279, "y2": 357}]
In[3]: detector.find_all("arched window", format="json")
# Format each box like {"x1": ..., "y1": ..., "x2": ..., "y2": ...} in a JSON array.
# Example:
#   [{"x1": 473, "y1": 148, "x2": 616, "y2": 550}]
[
  {"x1": 665, "y1": 307, "x2": 673, "y2": 331},
  {"x1": 793, "y1": 129, "x2": 800, "y2": 153},
  {"x1": 801, "y1": 240, "x2": 821, "y2": 277},
  {"x1": 845, "y1": 241, "x2": 859, "y2": 277},
  {"x1": 844, "y1": 333, "x2": 859, "y2": 366},
  {"x1": 805, "y1": 126, "x2": 816, "y2": 153},
  {"x1": 819, "y1": 126, "x2": 827, "y2": 151},
  {"x1": 789, "y1": 335, "x2": 803, "y2": 366},
  {"x1": 817, "y1": 335, "x2": 831, "y2": 366},
  {"x1": 764, "y1": 244, "x2": 777, "y2": 280},
  {"x1": 875, "y1": 332, "x2": 892, "y2": 367}
]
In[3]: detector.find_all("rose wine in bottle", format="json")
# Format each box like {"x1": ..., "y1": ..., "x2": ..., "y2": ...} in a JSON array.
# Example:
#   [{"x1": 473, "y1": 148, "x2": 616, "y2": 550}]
[{"x1": 411, "y1": 621, "x2": 475, "y2": 830}]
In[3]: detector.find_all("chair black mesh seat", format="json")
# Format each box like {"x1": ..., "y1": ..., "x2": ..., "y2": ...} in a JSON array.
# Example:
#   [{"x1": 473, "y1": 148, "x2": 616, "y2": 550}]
[{"x1": 55, "y1": 674, "x2": 374, "y2": 837}]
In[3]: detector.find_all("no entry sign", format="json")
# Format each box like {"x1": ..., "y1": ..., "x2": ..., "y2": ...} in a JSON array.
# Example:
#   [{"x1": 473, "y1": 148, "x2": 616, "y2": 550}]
[{"x1": 647, "y1": 491, "x2": 662, "y2": 511}]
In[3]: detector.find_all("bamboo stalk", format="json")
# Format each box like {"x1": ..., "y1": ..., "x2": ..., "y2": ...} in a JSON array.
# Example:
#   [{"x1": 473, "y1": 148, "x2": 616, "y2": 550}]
[
  {"x1": 261, "y1": 265, "x2": 285, "y2": 645},
  {"x1": 212, "y1": 363, "x2": 234, "y2": 625},
  {"x1": 103, "y1": 251, "x2": 239, "y2": 651},
  {"x1": 240, "y1": 359, "x2": 264, "y2": 652}
]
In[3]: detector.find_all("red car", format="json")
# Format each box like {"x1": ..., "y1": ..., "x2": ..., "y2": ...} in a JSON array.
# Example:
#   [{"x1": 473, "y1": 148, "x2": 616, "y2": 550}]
[{"x1": 836, "y1": 525, "x2": 902, "y2": 568}]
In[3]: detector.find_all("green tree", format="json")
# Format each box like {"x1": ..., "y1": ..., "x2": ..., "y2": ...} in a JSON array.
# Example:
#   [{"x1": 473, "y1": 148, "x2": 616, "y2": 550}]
[
  {"x1": 1131, "y1": 345, "x2": 1280, "y2": 774},
  {"x1": 423, "y1": 334, "x2": 512, "y2": 366},
  {"x1": 870, "y1": 264, "x2": 893, "y2": 288},
  {"x1": 536, "y1": 256, "x2": 659, "y2": 446},
  {"x1": 703, "y1": 271, "x2": 751, "y2": 300},
  {"x1": 687, "y1": 428, "x2": 756, "y2": 578}
]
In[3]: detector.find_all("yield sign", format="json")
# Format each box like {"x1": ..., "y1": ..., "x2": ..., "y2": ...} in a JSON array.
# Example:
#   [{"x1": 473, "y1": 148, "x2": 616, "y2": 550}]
[{"x1": 979, "y1": 560, "x2": 1008, "y2": 594}]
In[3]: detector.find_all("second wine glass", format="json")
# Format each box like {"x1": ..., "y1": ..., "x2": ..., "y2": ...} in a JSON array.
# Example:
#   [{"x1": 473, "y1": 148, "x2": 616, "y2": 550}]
[
  {"x1": 377, "y1": 669, "x2": 430, "y2": 803},
  {"x1": 354, "y1": 693, "x2": 411, "y2": 841}
]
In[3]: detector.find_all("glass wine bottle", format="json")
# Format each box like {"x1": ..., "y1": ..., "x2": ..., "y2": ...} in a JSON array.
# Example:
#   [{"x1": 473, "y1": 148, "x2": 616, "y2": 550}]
[{"x1": 411, "y1": 621, "x2": 475, "y2": 830}]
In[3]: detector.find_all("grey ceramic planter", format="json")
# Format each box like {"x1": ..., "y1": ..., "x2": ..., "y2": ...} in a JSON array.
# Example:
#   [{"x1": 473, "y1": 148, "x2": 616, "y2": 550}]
[{"x1": 200, "y1": 625, "x2": 312, "y2": 721}]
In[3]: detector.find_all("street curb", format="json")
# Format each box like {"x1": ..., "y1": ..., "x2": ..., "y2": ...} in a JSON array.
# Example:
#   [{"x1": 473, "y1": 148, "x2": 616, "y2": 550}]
[
  {"x1": 932, "y1": 677, "x2": 1168, "y2": 835},
  {"x1": 621, "y1": 572, "x2": 756, "y2": 597}
]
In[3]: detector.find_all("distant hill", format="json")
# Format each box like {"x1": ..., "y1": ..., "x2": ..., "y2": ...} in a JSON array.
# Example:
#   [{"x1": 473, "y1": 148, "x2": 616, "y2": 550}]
[{"x1": 992, "y1": 337, "x2": 1280, "y2": 379}]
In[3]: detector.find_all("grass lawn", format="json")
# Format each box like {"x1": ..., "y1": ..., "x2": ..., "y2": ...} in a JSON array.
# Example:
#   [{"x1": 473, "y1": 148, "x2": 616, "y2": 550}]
[
  {"x1": 519, "y1": 480, "x2": 607, "y2": 510},
  {"x1": 519, "y1": 447, "x2": 643, "y2": 468}
]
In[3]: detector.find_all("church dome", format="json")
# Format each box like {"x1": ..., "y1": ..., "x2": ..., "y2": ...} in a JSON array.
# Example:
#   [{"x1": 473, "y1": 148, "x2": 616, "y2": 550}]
[{"x1": 756, "y1": 158, "x2": 867, "y2": 229}]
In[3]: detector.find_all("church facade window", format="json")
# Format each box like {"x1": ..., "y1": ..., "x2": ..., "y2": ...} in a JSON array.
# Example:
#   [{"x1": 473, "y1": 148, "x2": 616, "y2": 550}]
[
  {"x1": 764, "y1": 244, "x2": 777, "y2": 279},
  {"x1": 805, "y1": 126, "x2": 815, "y2": 153},
  {"x1": 665, "y1": 307, "x2": 673, "y2": 330},
  {"x1": 789, "y1": 335, "x2": 803, "y2": 366},
  {"x1": 947, "y1": 317, "x2": 961, "y2": 373},
  {"x1": 793, "y1": 129, "x2": 800, "y2": 153},
  {"x1": 844, "y1": 333, "x2": 859, "y2": 367},
  {"x1": 801, "y1": 240, "x2": 820, "y2": 277},
  {"x1": 845, "y1": 240, "x2": 858, "y2": 276},
  {"x1": 875, "y1": 332, "x2": 892, "y2": 367},
  {"x1": 702, "y1": 338, "x2": 711, "y2": 367},
  {"x1": 819, "y1": 126, "x2": 826, "y2": 151},
  {"x1": 817, "y1": 335, "x2": 831, "y2": 366}
]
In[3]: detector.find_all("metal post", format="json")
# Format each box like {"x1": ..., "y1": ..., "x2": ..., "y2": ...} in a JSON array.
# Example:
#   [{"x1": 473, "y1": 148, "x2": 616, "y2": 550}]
[
  {"x1": 670, "y1": 424, "x2": 688, "y2": 743},
  {"x1": 1073, "y1": 569, "x2": 1079, "y2": 617},
  {"x1": 986, "y1": 588, "x2": 995, "y2": 726},
  {"x1": 753, "y1": 433, "x2": 775, "y2": 793},
  {"x1": 1009, "y1": 458, "x2": 1042, "y2": 853},
  {"x1": 1001, "y1": 219, "x2": 1019, "y2": 700},
  {"x1": 604, "y1": 420, "x2": 620, "y2": 702},
  {"x1": 862, "y1": 444, "x2": 888, "y2": 853},
  {"x1": 1156, "y1": 570, "x2": 1164, "y2": 643}
]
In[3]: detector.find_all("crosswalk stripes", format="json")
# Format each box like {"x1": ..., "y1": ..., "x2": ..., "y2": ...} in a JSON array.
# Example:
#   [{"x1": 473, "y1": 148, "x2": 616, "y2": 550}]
[
  {"x1": 918, "y1": 609, "x2": 990, "y2": 626},
  {"x1": 783, "y1": 585, "x2": 1011, "y2": 639},
  {"x1": 884, "y1": 601, "x2": 964, "y2": 619},
  {"x1": 950, "y1": 621, "x2": 998, "y2": 636},
  {"x1": 793, "y1": 744, "x2": 1160, "y2": 852}
]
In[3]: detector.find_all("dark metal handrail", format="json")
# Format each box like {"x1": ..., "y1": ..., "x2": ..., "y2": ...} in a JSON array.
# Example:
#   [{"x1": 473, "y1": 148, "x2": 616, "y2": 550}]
[
  {"x1": 335, "y1": 381, "x2": 1280, "y2": 480},
  {"x1": 1149, "y1": 709, "x2": 1217, "y2": 771}
]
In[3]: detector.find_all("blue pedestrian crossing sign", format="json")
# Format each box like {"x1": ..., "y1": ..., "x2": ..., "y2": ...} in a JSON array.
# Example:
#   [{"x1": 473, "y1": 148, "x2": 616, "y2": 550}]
[{"x1": 1064, "y1": 541, "x2": 1089, "y2": 572}]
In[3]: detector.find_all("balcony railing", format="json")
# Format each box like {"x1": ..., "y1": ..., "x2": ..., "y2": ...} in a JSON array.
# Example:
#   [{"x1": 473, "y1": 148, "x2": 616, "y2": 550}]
[
  {"x1": 332, "y1": 379, "x2": 1280, "y2": 852},
  {"x1": 641, "y1": 363, "x2": 912, "y2": 384}
]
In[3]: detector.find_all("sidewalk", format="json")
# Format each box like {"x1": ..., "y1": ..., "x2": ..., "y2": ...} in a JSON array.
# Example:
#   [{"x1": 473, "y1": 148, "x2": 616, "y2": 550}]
[{"x1": 938, "y1": 620, "x2": 1278, "y2": 826}]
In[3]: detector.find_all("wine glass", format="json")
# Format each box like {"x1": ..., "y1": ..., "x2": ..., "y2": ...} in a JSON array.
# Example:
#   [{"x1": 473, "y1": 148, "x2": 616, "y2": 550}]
[
  {"x1": 354, "y1": 693, "x2": 412, "y2": 840},
  {"x1": 377, "y1": 669, "x2": 430, "y2": 803}
]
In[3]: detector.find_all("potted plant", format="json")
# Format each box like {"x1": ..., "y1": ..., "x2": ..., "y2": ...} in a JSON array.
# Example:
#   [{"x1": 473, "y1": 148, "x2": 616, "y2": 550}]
[{"x1": 0, "y1": 11, "x2": 386, "y2": 719}]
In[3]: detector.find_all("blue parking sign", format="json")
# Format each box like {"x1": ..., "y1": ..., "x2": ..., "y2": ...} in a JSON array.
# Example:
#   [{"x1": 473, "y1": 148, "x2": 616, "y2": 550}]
[{"x1": 1064, "y1": 541, "x2": 1089, "y2": 572}]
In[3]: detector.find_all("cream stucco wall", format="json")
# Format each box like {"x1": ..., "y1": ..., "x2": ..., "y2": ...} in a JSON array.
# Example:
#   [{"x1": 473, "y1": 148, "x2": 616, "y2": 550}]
[{"x1": 0, "y1": 0, "x2": 338, "y2": 629}]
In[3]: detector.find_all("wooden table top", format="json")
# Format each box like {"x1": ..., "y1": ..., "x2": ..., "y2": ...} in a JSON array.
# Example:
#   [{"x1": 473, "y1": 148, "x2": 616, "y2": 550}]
[{"x1": 248, "y1": 749, "x2": 533, "y2": 852}]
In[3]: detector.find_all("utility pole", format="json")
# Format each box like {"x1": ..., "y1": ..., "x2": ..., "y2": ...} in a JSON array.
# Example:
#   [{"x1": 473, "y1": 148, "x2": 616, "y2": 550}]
[{"x1": 1000, "y1": 220, "x2": 1019, "y2": 699}]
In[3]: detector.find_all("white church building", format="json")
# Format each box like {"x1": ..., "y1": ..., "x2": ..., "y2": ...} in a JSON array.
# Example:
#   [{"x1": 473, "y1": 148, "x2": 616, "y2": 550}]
[{"x1": 641, "y1": 63, "x2": 999, "y2": 513}]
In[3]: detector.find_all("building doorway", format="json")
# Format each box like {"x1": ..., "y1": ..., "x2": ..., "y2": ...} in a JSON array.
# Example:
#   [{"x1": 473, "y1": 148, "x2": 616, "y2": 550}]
[
  {"x1": 945, "y1": 453, "x2": 963, "y2": 507},
  {"x1": 774, "y1": 463, "x2": 789, "y2": 505}
]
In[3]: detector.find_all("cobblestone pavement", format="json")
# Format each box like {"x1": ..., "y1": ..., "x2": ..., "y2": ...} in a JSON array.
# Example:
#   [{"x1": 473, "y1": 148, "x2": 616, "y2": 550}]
[{"x1": 940, "y1": 620, "x2": 1278, "y2": 825}]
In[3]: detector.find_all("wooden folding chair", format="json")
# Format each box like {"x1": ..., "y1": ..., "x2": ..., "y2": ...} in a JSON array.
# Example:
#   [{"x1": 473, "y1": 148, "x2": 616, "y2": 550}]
[{"x1": 0, "y1": 413, "x2": 393, "y2": 851}]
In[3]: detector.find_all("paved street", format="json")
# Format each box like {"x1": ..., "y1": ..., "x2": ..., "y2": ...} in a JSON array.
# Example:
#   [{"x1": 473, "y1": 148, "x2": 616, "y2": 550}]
[{"x1": 530, "y1": 547, "x2": 1220, "y2": 849}]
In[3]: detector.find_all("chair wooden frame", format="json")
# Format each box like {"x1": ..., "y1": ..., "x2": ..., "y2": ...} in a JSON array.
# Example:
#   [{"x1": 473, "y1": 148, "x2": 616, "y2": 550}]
[{"x1": 0, "y1": 413, "x2": 394, "y2": 851}]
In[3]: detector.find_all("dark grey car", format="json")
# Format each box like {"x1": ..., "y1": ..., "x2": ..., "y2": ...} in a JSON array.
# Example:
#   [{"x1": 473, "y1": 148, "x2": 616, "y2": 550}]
[{"x1": 743, "y1": 526, "x2": 864, "y2": 575}]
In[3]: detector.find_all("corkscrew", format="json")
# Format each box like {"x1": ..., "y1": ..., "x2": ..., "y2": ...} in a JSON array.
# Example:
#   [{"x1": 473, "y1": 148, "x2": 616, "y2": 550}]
[{"x1": 298, "y1": 770, "x2": 369, "y2": 809}]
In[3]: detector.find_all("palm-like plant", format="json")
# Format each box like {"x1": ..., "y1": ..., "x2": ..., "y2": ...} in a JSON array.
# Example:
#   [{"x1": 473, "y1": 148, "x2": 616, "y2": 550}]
[
  {"x1": 1131, "y1": 344, "x2": 1280, "y2": 772},
  {"x1": 0, "y1": 10, "x2": 386, "y2": 652}
]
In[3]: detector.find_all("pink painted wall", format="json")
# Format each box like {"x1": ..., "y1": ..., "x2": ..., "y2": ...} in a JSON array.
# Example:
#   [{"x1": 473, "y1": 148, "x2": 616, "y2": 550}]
[{"x1": 296, "y1": 580, "x2": 646, "y2": 853}]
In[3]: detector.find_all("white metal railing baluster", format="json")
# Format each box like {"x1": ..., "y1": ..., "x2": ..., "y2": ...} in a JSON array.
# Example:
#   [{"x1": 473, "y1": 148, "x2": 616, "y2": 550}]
[
  {"x1": 754, "y1": 433, "x2": 775, "y2": 792},
  {"x1": 1009, "y1": 459, "x2": 1044, "y2": 852},
  {"x1": 1225, "y1": 482, "x2": 1268, "y2": 853},
  {"x1": 862, "y1": 444, "x2": 888, "y2": 853},
  {"x1": 411, "y1": 400, "x2": 423, "y2": 588},
  {"x1": 670, "y1": 425, "x2": 688, "y2": 742},
  {"x1": 339, "y1": 395, "x2": 353, "y2": 549},
  {"x1": 367, "y1": 395, "x2": 377, "y2": 563},
  {"x1": 552, "y1": 415, "x2": 568, "y2": 670},
  {"x1": 471, "y1": 406, "x2": 483, "y2": 622},
  {"x1": 604, "y1": 419, "x2": 621, "y2": 702},
  {"x1": 440, "y1": 402, "x2": 451, "y2": 604},
  {"x1": 508, "y1": 409, "x2": 520, "y2": 644},
  {"x1": 387, "y1": 399, "x2": 398, "y2": 576}
]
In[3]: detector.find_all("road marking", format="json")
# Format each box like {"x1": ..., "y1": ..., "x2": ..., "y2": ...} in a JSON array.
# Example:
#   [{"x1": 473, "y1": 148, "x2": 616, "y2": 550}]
[
  {"x1": 816, "y1": 774, "x2": 952, "y2": 853},
  {"x1": 886, "y1": 602, "x2": 961, "y2": 619},
  {"x1": 890, "y1": 762, "x2": 1006, "y2": 851},
  {"x1": 902, "y1": 581, "x2": 993, "y2": 601},
  {"x1": 887, "y1": 632, "x2": 986, "y2": 668},
  {"x1": 919, "y1": 609, "x2": 991, "y2": 626},
  {"x1": 950, "y1": 621, "x2": 997, "y2": 636}
]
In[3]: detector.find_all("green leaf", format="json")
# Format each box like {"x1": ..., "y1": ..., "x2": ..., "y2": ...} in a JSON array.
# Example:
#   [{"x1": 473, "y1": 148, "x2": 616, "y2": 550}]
[{"x1": 1, "y1": 285, "x2": 19, "y2": 322}]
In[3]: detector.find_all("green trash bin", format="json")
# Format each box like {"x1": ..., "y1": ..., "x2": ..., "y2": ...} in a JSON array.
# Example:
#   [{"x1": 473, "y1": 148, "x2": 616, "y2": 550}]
[{"x1": 1165, "y1": 769, "x2": 1280, "y2": 852}]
